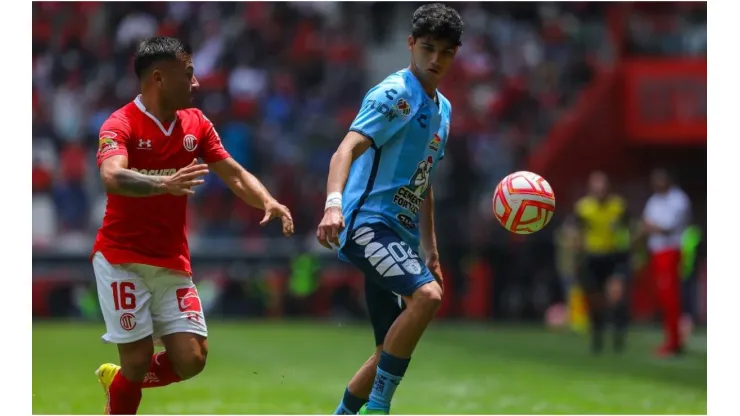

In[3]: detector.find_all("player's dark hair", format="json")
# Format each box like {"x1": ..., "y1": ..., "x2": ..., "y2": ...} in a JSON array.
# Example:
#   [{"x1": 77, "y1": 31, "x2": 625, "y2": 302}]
[
  {"x1": 651, "y1": 167, "x2": 675, "y2": 183},
  {"x1": 411, "y1": 3, "x2": 464, "y2": 47},
  {"x1": 133, "y1": 36, "x2": 192, "y2": 79}
]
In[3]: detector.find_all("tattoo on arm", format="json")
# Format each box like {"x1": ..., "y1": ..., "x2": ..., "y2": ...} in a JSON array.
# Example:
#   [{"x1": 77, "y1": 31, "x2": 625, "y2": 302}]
[{"x1": 111, "y1": 169, "x2": 166, "y2": 197}]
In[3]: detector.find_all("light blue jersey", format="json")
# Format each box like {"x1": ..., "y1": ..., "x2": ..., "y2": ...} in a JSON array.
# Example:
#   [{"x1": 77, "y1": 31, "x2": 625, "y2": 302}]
[{"x1": 338, "y1": 68, "x2": 451, "y2": 258}]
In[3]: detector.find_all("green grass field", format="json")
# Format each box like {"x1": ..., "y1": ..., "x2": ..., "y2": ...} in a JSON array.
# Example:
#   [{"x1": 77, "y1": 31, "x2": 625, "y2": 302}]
[{"x1": 32, "y1": 321, "x2": 706, "y2": 414}]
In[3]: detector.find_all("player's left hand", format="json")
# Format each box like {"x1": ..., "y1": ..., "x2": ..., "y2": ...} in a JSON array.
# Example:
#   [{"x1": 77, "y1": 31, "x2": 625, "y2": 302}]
[
  {"x1": 261, "y1": 200, "x2": 294, "y2": 237},
  {"x1": 426, "y1": 252, "x2": 443, "y2": 292}
]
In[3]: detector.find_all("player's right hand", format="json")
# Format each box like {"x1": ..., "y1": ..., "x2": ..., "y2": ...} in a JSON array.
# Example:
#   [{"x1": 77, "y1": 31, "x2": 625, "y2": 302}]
[
  {"x1": 317, "y1": 206, "x2": 344, "y2": 250},
  {"x1": 164, "y1": 159, "x2": 210, "y2": 196}
]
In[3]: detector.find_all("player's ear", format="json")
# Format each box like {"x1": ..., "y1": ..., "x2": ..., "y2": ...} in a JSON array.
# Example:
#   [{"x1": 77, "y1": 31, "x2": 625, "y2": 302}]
[
  {"x1": 151, "y1": 69, "x2": 163, "y2": 87},
  {"x1": 408, "y1": 35, "x2": 414, "y2": 50}
]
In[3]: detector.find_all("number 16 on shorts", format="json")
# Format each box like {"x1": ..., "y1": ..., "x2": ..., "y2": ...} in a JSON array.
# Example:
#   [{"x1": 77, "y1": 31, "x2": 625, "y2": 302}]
[
  {"x1": 93, "y1": 252, "x2": 155, "y2": 344},
  {"x1": 92, "y1": 252, "x2": 208, "y2": 344},
  {"x1": 111, "y1": 281, "x2": 137, "y2": 330}
]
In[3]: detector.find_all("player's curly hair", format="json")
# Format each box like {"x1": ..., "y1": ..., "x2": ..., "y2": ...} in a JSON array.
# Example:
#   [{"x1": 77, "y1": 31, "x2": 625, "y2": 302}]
[
  {"x1": 133, "y1": 36, "x2": 193, "y2": 79},
  {"x1": 411, "y1": 3, "x2": 464, "y2": 47}
]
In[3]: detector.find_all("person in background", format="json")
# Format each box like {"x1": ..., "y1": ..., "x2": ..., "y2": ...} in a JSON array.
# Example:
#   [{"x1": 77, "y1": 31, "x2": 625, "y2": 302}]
[
  {"x1": 679, "y1": 222, "x2": 704, "y2": 341},
  {"x1": 641, "y1": 168, "x2": 691, "y2": 357},
  {"x1": 553, "y1": 216, "x2": 588, "y2": 334},
  {"x1": 573, "y1": 171, "x2": 631, "y2": 354}
]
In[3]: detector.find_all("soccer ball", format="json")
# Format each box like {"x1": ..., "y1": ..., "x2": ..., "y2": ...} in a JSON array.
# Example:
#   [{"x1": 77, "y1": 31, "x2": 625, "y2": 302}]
[{"x1": 493, "y1": 171, "x2": 555, "y2": 234}]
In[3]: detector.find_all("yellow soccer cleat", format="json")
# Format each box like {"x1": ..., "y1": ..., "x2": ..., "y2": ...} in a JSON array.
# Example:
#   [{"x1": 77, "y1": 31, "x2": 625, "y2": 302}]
[{"x1": 95, "y1": 363, "x2": 120, "y2": 414}]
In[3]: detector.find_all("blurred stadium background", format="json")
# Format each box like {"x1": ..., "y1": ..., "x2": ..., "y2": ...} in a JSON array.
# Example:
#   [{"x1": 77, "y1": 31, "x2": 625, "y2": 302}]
[{"x1": 32, "y1": 1, "x2": 706, "y2": 414}]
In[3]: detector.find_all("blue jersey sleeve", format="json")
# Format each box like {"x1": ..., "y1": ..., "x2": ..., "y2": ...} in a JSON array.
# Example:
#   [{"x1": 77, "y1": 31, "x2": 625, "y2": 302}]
[{"x1": 349, "y1": 83, "x2": 417, "y2": 148}]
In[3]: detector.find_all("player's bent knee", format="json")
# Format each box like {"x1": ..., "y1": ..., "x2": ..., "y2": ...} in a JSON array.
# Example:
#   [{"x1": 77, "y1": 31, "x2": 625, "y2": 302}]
[
  {"x1": 164, "y1": 335, "x2": 208, "y2": 380},
  {"x1": 176, "y1": 349, "x2": 207, "y2": 380},
  {"x1": 411, "y1": 281, "x2": 443, "y2": 312}
]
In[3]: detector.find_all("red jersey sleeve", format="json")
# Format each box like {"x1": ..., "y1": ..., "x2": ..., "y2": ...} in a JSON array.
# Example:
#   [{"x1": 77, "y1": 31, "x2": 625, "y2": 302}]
[
  {"x1": 97, "y1": 115, "x2": 131, "y2": 167},
  {"x1": 199, "y1": 113, "x2": 231, "y2": 164}
]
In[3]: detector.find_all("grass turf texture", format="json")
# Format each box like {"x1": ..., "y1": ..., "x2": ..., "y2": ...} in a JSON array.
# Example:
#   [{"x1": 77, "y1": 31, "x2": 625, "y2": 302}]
[{"x1": 32, "y1": 321, "x2": 706, "y2": 414}]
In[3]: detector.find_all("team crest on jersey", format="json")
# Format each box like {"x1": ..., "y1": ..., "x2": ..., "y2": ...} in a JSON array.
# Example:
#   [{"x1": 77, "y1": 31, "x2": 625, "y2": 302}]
[
  {"x1": 183, "y1": 134, "x2": 198, "y2": 152},
  {"x1": 391, "y1": 156, "x2": 433, "y2": 215},
  {"x1": 394, "y1": 98, "x2": 412, "y2": 119},
  {"x1": 120, "y1": 313, "x2": 136, "y2": 331},
  {"x1": 98, "y1": 131, "x2": 118, "y2": 155},
  {"x1": 428, "y1": 133, "x2": 441, "y2": 152},
  {"x1": 401, "y1": 258, "x2": 422, "y2": 275}
]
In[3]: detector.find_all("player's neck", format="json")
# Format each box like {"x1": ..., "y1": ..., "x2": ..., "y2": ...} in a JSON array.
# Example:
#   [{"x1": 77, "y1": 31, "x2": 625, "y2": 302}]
[
  {"x1": 408, "y1": 65, "x2": 438, "y2": 98},
  {"x1": 139, "y1": 93, "x2": 177, "y2": 123}
]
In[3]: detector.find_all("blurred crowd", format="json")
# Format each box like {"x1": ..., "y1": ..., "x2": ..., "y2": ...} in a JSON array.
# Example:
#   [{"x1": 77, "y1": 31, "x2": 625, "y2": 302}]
[
  {"x1": 33, "y1": 1, "x2": 372, "y2": 246},
  {"x1": 626, "y1": 2, "x2": 706, "y2": 57},
  {"x1": 32, "y1": 2, "x2": 706, "y2": 252}
]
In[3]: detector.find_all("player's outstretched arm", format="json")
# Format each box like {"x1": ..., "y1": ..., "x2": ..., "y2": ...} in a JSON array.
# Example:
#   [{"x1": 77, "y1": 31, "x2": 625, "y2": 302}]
[
  {"x1": 316, "y1": 131, "x2": 372, "y2": 249},
  {"x1": 100, "y1": 156, "x2": 209, "y2": 197},
  {"x1": 326, "y1": 131, "x2": 373, "y2": 196},
  {"x1": 420, "y1": 185, "x2": 443, "y2": 287},
  {"x1": 209, "y1": 157, "x2": 294, "y2": 236}
]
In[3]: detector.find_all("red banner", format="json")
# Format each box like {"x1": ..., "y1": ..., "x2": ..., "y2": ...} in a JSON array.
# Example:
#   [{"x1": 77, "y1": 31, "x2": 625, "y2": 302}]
[{"x1": 623, "y1": 59, "x2": 706, "y2": 144}]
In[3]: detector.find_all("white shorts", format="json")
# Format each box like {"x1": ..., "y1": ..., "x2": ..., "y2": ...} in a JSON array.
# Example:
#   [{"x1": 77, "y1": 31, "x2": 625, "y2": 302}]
[{"x1": 92, "y1": 251, "x2": 208, "y2": 344}]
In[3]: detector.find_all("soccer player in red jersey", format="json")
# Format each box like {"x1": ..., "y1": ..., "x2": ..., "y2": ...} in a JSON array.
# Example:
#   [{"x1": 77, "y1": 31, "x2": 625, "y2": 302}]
[{"x1": 92, "y1": 37, "x2": 294, "y2": 415}]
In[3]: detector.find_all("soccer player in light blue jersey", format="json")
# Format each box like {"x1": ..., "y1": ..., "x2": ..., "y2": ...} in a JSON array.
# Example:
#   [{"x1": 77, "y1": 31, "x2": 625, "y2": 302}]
[{"x1": 316, "y1": 4, "x2": 464, "y2": 414}]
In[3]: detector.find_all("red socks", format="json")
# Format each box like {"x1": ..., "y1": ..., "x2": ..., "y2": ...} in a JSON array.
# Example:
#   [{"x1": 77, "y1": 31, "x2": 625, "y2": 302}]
[
  {"x1": 108, "y1": 352, "x2": 181, "y2": 414},
  {"x1": 108, "y1": 372, "x2": 142, "y2": 415},
  {"x1": 142, "y1": 351, "x2": 181, "y2": 388}
]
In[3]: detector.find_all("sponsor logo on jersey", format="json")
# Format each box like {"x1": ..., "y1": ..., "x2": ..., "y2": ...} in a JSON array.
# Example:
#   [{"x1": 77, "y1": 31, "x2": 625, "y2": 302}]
[
  {"x1": 176, "y1": 287, "x2": 202, "y2": 313},
  {"x1": 394, "y1": 98, "x2": 412, "y2": 118},
  {"x1": 130, "y1": 167, "x2": 177, "y2": 176},
  {"x1": 392, "y1": 156, "x2": 433, "y2": 215},
  {"x1": 365, "y1": 99, "x2": 398, "y2": 123},
  {"x1": 352, "y1": 227, "x2": 422, "y2": 277},
  {"x1": 416, "y1": 113, "x2": 428, "y2": 129},
  {"x1": 428, "y1": 133, "x2": 441, "y2": 151},
  {"x1": 98, "y1": 132, "x2": 119, "y2": 155},
  {"x1": 396, "y1": 213, "x2": 417, "y2": 230},
  {"x1": 137, "y1": 139, "x2": 152, "y2": 149}
]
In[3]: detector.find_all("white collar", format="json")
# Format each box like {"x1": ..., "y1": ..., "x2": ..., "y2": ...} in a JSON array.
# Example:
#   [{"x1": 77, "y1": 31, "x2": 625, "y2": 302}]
[{"x1": 134, "y1": 95, "x2": 177, "y2": 136}]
